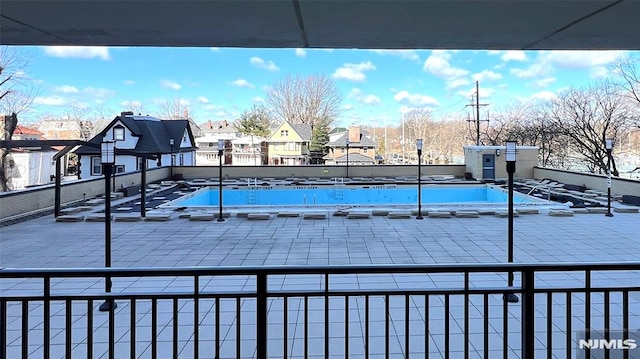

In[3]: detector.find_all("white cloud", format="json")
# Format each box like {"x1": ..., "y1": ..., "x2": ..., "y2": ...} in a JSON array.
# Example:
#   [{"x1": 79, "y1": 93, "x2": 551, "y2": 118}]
[
  {"x1": 393, "y1": 90, "x2": 439, "y2": 107},
  {"x1": 43, "y1": 46, "x2": 111, "y2": 60},
  {"x1": 252, "y1": 97, "x2": 265, "y2": 103},
  {"x1": 120, "y1": 100, "x2": 142, "y2": 108},
  {"x1": 535, "y1": 77, "x2": 556, "y2": 87},
  {"x1": 250, "y1": 57, "x2": 280, "y2": 71},
  {"x1": 348, "y1": 88, "x2": 381, "y2": 105},
  {"x1": 371, "y1": 49, "x2": 420, "y2": 62},
  {"x1": 446, "y1": 78, "x2": 471, "y2": 90},
  {"x1": 178, "y1": 98, "x2": 190, "y2": 106},
  {"x1": 342, "y1": 104, "x2": 354, "y2": 111},
  {"x1": 423, "y1": 51, "x2": 468, "y2": 80},
  {"x1": 332, "y1": 62, "x2": 376, "y2": 82},
  {"x1": 197, "y1": 96, "x2": 210, "y2": 104},
  {"x1": 510, "y1": 62, "x2": 549, "y2": 79},
  {"x1": 541, "y1": 50, "x2": 625, "y2": 69},
  {"x1": 472, "y1": 70, "x2": 503, "y2": 83},
  {"x1": 56, "y1": 85, "x2": 79, "y2": 94},
  {"x1": 590, "y1": 66, "x2": 609, "y2": 79},
  {"x1": 123, "y1": 80, "x2": 135, "y2": 85},
  {"x1": 34, "y1": 96, "x2": 66, "y2": 106},
  {"x1": 295, "y1": 48, "x2": 307, "y2": 58},
  {"x1": 510, "y1": 50, "x2": 625, "y2": 80},
  {"x1": 160, "y1": 80, "x2": 182, "y2": 90},
  {"x1": 82, "y1": 87, "x2": 115, "y2": 98},
  {"x1": 530, "y1": 91, "x2": 557, "y2": 101},
  {"x1": 501, "y1": 51, "x2": 527, "y2": 62},
  {"x1": 230, "y1": 79, "x2": 255, "y2": 88}
]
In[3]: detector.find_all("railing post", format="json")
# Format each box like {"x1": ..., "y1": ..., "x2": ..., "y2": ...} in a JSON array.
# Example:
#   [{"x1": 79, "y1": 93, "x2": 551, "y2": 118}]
[
  {"x1": 256, "y1": 272, "x2": 267, "y2": 359},
  {"x1": 521, "y1": 268, "x2": 535, "y2": 359}
]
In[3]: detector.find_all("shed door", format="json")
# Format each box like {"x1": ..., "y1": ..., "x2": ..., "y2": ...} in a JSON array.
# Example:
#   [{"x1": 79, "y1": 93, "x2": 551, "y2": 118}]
[{"x1": 482, "y1": 154, "x2": 495, "y2": 180}]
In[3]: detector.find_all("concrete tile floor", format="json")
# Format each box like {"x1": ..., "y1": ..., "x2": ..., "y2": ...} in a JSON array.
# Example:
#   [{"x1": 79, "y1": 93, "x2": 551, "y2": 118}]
[{"x1": 1, "y1": 211, "x2": 640, "y2": 358}]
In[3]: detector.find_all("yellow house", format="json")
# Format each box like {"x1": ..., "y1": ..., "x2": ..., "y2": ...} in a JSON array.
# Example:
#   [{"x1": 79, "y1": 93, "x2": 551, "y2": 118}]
[{"x1": 267, "y1": 122, "x2": 312, "y2": 165}]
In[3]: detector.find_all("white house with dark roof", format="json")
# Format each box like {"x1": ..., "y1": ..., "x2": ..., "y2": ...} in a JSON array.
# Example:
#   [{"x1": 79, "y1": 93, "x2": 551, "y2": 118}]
[
  {"x1": 75, "y1": 112, "x2": 196, "y2": 179},
  {"x1": 324, "y1": 125, "x2": 378, "y2": 165}
]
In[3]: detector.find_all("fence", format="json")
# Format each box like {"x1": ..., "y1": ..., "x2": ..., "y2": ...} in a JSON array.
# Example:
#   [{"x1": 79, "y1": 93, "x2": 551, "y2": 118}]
[{"x1": 1, "y1": 263, "x2": 639, "y2": 358}]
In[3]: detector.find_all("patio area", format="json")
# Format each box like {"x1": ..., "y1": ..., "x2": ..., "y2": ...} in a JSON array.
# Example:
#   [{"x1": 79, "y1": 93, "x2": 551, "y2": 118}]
[{"x1": 1, "y1": 209, "x2": 639, "y2": 358}]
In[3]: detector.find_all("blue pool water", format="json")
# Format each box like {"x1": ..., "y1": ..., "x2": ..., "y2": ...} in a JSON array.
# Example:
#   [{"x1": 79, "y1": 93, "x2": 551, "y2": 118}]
[{"x1": 165, "y1": 184, "x2": 541, "y2": 207}]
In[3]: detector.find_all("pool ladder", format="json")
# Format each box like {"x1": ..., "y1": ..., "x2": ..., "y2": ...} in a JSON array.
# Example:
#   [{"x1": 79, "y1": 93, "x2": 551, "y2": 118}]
[
  {"x1": 334, "y1": 187, "x2": 344, "y2": 200},
  {"x1": 248, "y1": 189, "x2": 257, "y2": 204}
]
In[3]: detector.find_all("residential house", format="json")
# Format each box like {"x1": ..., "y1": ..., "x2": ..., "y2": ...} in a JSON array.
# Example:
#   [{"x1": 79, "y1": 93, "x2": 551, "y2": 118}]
[
  {"x1": 324, "y1": 125, "x2": 378, "y2": 165},
  {"x1": 194, "y1": 120, "x2": 240, "y2": 165},
  {"x1": 74, "y1": 112, "x2": 196, "y2": 179},
  {"x1": 231, "y1": 136, "x2": 268, "y2": 166},
  {"x1": 38, "y1": 118, "x2": 93, "y2": 141},
  {"x1": 267, "y1": 122, "x2": 312, "y2": 165},
  {"x1": 3, "y1": 124, "x2": 58, "y2": 190}
]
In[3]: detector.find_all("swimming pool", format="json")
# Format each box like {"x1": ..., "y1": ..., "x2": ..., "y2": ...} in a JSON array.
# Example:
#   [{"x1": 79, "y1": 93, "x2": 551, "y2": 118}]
[{"x1": 163, "y1": 184, "x2": 544, "y2": 208}]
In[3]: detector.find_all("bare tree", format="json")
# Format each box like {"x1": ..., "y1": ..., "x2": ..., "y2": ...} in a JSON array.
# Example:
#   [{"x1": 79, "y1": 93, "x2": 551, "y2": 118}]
[
  {"x1": 154, "y1": 98, "x2": 203, "y2": 137},
  {"x1": 155, "y1": 98, "x2": 190, "y2": 120},
  {"x1": 402, "y1": 108, "x2": 466, "y2": 164},
  {"x1": 612, "y1": 56, "x2": 640, "y2": 129},
  {"x1": 266, "y1": 74, "x2": 342, "y2": 128},
  {"x1": 548, "y1": 81, "x2": 634, "y2": 176},
  {"x1": 1, "y1": 46, "x2": 39, "y2": 191}
]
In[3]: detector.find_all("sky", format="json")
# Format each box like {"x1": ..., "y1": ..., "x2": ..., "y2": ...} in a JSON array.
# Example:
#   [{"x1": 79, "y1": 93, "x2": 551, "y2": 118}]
[{"x1": 11, "y1": 46, "x2": 638, "y2": 127}]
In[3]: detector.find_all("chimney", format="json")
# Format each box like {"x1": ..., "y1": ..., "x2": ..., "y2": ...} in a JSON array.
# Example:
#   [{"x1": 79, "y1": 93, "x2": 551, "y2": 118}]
[
  {"x1": 121, "y1": 111, "x2": 134, "y2": 116},
  {"x1": 348, "y1": 125, "x2": 361, "y2": 143},
  {"x1": 208, "y1": 120, "x2": 212, "y2": 129},
  {"x1": 223, "y1": 120, "x2": 228, "y2": 127}
]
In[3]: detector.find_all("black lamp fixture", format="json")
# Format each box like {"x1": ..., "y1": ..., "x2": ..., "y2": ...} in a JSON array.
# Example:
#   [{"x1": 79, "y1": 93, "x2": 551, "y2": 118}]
[
  {"x1": 504, "y1": 141, "x2": 519, "y2": 303},
  {"x1": 345, "y1": 139, "x2": 350, "y2": 178},
  {"x1": 217, "y1": 139, "x2": 225, "y2": 222},
  {"x1": 99, "y1": 140, "x2": 117, "y2": 312},
  {"x1": 605, "y1": 139, "x2": 614, "y2": 217},
  {"x1": 416, "y1": 139, "x2": 424, "y2": 220},
  {"x1": 169, "y1": 138, "x2": 175, "y2": 180}
]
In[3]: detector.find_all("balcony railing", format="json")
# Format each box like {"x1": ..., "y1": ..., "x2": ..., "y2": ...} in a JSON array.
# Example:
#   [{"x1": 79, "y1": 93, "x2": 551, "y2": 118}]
[{"x1": 1, "y1": 263, "x2": 639, "y2": 358}]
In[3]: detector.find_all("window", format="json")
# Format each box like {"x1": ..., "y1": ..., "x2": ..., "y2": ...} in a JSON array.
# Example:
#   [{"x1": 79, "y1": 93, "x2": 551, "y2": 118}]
[
  {"x1": 341, "y1": 148, "x2": 346, "y2": 154},
  {"x1": 113, "y1": 125, "x2": 125, "y2": 141},
  {"x1": 115, "y1": 165, "x2": 125, "y2": 173},
  {"x1": 363, "y1": 147, "x2": 368, "y2": 153},
  {"x1": 287, "y1": 142, "x2": 295, "y2": 151},
  {"x1": 275, "y1": 143, "x2": 280, "y2": 150},
  {"x1": 91, "y1": 157, "x2": 102, "y2": 175},
  {"x1": 280, "y1": 130, "x2": 288, "y2": 136}
]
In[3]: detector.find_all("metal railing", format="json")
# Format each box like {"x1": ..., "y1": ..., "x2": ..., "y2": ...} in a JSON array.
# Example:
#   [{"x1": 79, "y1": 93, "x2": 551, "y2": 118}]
[{"x1": 1, "y1": 263, "x2": 639, "y2": 359}]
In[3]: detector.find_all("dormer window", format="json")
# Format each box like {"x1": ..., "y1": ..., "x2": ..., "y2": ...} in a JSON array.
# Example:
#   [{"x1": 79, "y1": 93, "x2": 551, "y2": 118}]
[{"x1": 113, "y1": 125, "x2": 125, "y2": 141}]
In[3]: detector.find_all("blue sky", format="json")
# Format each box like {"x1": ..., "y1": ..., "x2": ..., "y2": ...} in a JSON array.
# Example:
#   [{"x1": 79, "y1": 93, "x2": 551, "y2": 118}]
[{"x1": 15, "y1": 46, "x2": 636, "y2": 127}]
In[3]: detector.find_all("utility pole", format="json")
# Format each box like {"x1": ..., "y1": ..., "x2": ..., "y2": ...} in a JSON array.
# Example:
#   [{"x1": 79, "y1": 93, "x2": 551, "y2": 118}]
[{"x1": 466, "y1": 81, "x2": 489, "y2": 145}]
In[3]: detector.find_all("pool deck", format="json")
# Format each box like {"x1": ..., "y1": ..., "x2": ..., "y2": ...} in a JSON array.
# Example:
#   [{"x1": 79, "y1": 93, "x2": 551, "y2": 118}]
[{"x1": 1, "y1": 206, "x2": 640, "y2": 358}]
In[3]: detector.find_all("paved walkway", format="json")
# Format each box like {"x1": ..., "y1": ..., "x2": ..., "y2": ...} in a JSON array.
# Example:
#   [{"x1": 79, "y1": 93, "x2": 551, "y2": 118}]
[{"x1": 1, "y1": 211, "x2": 639, "y2": 358}]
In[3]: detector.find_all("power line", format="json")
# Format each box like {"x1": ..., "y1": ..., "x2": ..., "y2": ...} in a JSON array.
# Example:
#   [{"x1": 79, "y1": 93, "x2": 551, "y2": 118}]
[{"x1": 465, "y1": 81, "x2": 489, "y2": 145}]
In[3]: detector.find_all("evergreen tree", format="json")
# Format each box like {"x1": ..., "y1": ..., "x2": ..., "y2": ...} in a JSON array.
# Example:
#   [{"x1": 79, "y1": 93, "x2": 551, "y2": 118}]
[{"x1": 309, "y1": 117, "x2": 330, "y2": 163}]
